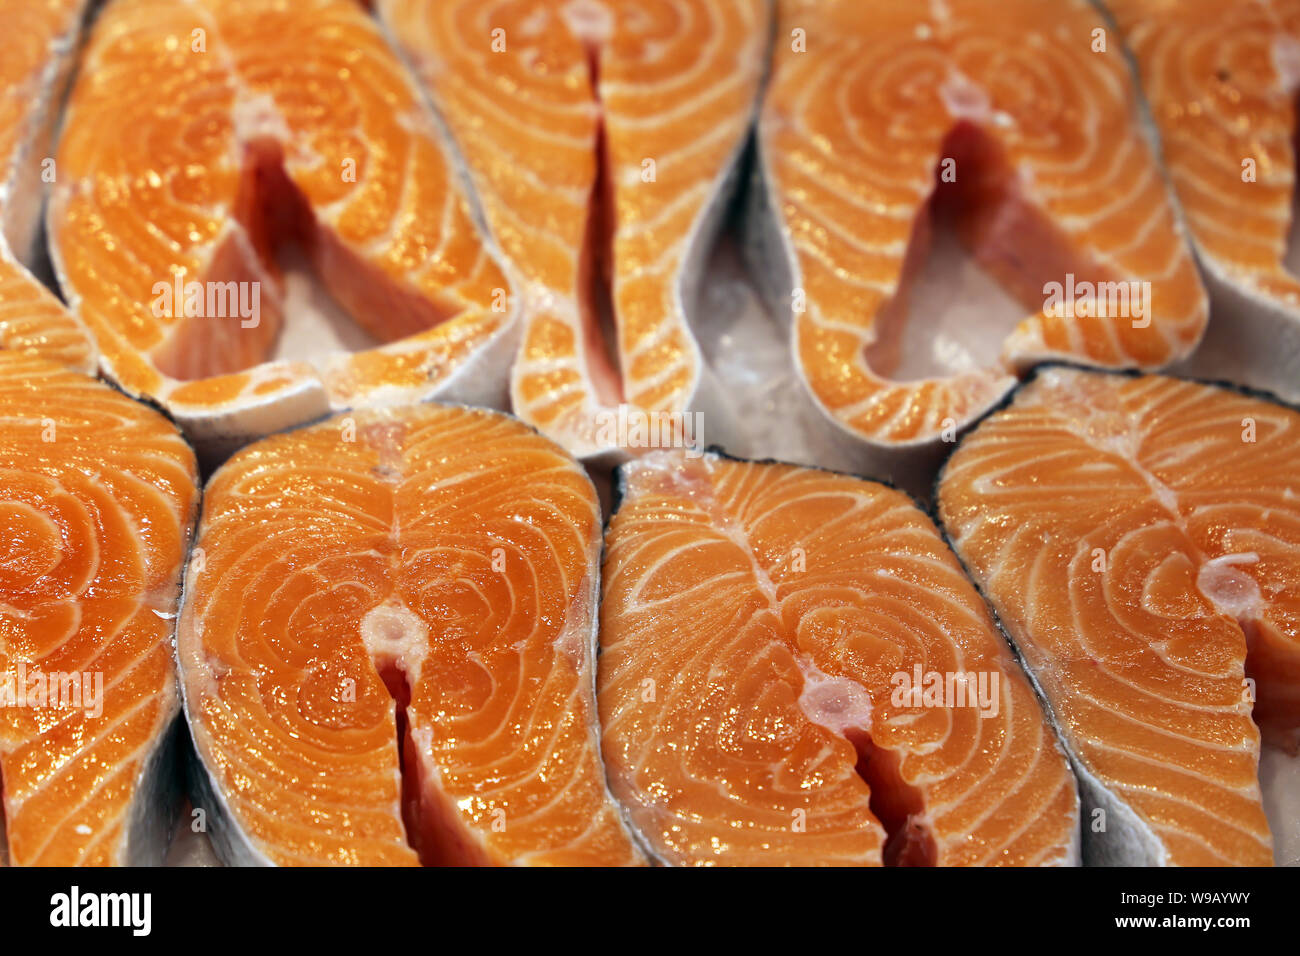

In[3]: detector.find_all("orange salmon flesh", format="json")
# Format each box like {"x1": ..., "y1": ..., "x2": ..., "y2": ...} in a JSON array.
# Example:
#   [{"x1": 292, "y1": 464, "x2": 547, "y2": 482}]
[
  {"x1": 176, "y1": 404, "x2": 643, "y2": 865},
  {"x1": 1, "y1": 0, "x2": 1299, "y2": 870},
  {"x1": 0, "y1": 0, "x2": 96, "y2": 375},
  {"x1": 938, "y1": 367, "x2": 1300, "y2": 865},
  {"x1": 47, "y1": 0, "x2": 514, "y2": 445},
  {"x1": 379, "y1": 0, "x2": 768, "y2": 457},
  {"x1": 0, "y1": 352, "x2": 197, "y2": 866},
  {"x1": 600, "y1": 450, "x2": 1080, "y2": 865},
  {"x1": 756, "y1": 0, "x2": 1207, "y2": 448},
  {"x1": 1108, "y1": 0, "x2": 1300, "y2": 307}
]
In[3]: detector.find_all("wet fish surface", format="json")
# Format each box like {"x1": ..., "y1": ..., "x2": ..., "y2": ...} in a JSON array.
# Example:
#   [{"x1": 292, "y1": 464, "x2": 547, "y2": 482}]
[{"x1": 937, "y1": 366, "x2": 1300, "y2": 865}]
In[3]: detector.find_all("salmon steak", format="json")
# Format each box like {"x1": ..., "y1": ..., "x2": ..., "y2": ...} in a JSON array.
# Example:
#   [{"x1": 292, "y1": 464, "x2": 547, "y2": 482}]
[
  {"x1": 48, "y1": 0, "x2": 516, "y2": 454},
  {"x1": 0, "y1": 352, "x2": 198, "y2": 866},
  {"x1": 1107, "y1": 0, "x2": 1300, "y2": 400},
  {"x1": 746, "y1": 0, "x2": 1207, "y2": 457},
  {"x1": 598, "y1": 449, "x2": 1080, "y2": 865},
  {"x1": 0, "y1": 0, "x2": 95, "y2": 373},
  {"x1": 377, "y1": 0, "x2": 769, "y2": 457},
  {"x1": 176, "y1": 403, "x2": 644, "y2": 865},
  {"x1": 936, "y1": 366, "x2": 1300, "y2": 865}
]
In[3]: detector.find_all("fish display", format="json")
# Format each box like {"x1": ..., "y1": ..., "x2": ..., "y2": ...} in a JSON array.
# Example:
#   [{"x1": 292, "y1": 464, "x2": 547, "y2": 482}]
[
  {"x1": 936, "y1": 366, "x2": 1300, "y2": 865},
  {"x1": 0, "y1": 351, "x2": 197, "y2": 866},
  {"x1": 745, "y1": 0, "x2": 1207, "y2": 473},
  {"x1": 1107, "y1": 0, "x2": 1300, "y2": 402},
  {"x1": 598, "y1": 449, "x2": 1080, "y2": 865},
  {"x1": 0, "y1": 0, "x2": 95, "y2": 373},
  {"x1": 48, "y1": 0, "x2": 517, "y2": 455},
  {"x1": 377, "y1": 0, "x2": 769, "y2": 457},
  {"x1": 175, "y1": 403, "x2": 644, "y2": 865},
  {"x1": 0, "y1": 0, "x2": 1294, "y2": 871}
]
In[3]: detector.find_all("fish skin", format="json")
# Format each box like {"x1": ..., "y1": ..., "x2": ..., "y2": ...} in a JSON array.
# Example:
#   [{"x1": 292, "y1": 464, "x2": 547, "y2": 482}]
[
  {"x1": 0, "y1": 0, "x2": 96, "y2": 373},
  {"x1": 47, "y1": 0, "x2": 519, "y2": 458},
  {"x1": 744, "y1": 0, "x2": 1207, "y2": 472},
  {"x1": 122, "y1": 718, "x2": 185, "y2": 866},
  {"x1": 936, "y1": 365, "x2": 1300, "y2": 866},
  {"x1": 599, "y1": 447, "x2": 1081, "y2": 866},
  {"x1": 0, "y1": 351, "x2": 199, "y2": 867},
  {"x1": 376, "y1": 0, "x2": 770, "y2": 459},
  {"x1": 182, "y1": 726, "x2": 273, "y2": 868},
  {"x1": 176, "y1": 403, "x2": 645, "y2": 866},
  {"x1": 1106, "y1": 0, "x2": 1300, "y2": 403}
]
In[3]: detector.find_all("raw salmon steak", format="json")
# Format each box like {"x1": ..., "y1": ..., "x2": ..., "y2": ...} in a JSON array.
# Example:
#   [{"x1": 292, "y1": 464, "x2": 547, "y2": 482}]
[
  {"x1": 936, "y1": 366, "x2": 1300, "y2": 865},
  {"x1": 176, "y1": 404, "x2": 644, "y2": 865},
  {"x1": 48, "y1": 0, "x2": 516, "y2": 453},
  {"x1": 746, "y1": 0, "x2": 1207, "y2": 455},
  {"x1": 0, "y1": 0, "x2": 95, "y2": 373},
  {"x1": 1107, "y1": 0, "x2": 1300, "y2": 400},
  {"x1": 598, "y1": 449, "x2": 1080, "y2": 865},
  {"x1": 378, "y1": 0, "x2": 769, "y2": 457},
  {"x1": 0, "y1": 352, "x2": 198, "y2": 866}
]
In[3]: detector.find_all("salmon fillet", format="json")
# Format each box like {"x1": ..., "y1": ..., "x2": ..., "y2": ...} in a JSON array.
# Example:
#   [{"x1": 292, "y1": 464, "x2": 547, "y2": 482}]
[
  {"x1": 599, "y1": 449, "x2": 1080, "y2": 865},
  {"x1": 0, "y1": 352, "x2": 198, "y2": 866},
  {"x1": 378, "y1": 0, "x2": 769, "y2": 457},
  {"x1": 0, "y1": 0, "x2": 95, "y2": 373},
  {"x1": 177, "y1": 404, "x2": 644, "y2": 865},
  {"x1": 937, "y1": 366, "x2": 1300, "y2": 865},
  {"x1": 748, "y1": 0, "x2": 1207, "y2": 450},
  {"x1": 48, "y1": 0, "x2": 516, "y2": 452},
  {"x1": 1106, "y1": 0, "x2": 1300, "y2": 402},
  {"x1": 1108, "y1": 0, "x2": 1300, "y2": 305}
]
